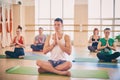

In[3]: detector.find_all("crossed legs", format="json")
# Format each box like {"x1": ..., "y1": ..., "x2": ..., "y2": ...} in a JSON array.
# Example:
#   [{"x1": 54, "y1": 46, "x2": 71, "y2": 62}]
[{"x1": 36, "y1": 60, "x2": 72, "y2": 76}]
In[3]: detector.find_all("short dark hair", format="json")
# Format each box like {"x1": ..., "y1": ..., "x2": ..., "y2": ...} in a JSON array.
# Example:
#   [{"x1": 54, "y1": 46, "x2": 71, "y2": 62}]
[
  {"x1": 39, "y1": 27, "x2": 43, "y2": 30},
  {"x1": 104, "y1": 28, "x2": 110, "y2": 31},
  {"x1": 18, "y1": 25, "x2": 22, "y2": 30},
  {"x1": 54, "y1": 18, "x2": 63, "y2": 24}
]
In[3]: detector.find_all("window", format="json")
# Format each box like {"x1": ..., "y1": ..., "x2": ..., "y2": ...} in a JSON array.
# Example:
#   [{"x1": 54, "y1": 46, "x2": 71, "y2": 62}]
[
  {"x1": 102, "y1": 0, "x2": 113, "y2": 18},
  {"x1": 88, "y1": 0, "x2": 120, "y2": 39},
  {"x1": 35, "y1": 0, "x2": 74, "y2": 40}
]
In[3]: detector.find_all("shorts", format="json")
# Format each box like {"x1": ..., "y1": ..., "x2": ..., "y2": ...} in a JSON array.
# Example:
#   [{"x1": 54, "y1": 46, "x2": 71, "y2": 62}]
[{"x1": 48, "y1": 60, "x2": 66, "y2": 67}]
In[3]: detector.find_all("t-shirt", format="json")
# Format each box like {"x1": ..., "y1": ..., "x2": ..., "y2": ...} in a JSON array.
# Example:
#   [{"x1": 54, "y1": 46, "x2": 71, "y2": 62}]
[
  {"x1": 35, "y1": 34, "x2": 46, "y2": 45},
  {"x1": 99, "y1": 38, "x2": 115, "y2": 55}
]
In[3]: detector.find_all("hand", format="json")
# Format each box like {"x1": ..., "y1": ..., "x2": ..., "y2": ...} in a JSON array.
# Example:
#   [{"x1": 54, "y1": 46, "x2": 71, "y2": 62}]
[
  {"x1": 104, "y1": 41, "x2": 108, "y2": 48},
  {"x1": 56, "y1": 33, "x2": 63, "y2": 46},
  {"x1": 106, "y1": 41, "x2": 109, "y2": 46},
  {"x1": 38, "y1": 39, "x2": 42, "y2": 43},
  {"x1": 34, "y1": 44, "x2": 37, "y2": 46},
  {"x1": 51, "y1": 34, "x2": 57, "y2": 46},
  {"x1": 16, "y1": 39, "x2": 20, "y2": 45},
  {"x1": 56, "y1": 33, "x2": 60, "y2": 45}
]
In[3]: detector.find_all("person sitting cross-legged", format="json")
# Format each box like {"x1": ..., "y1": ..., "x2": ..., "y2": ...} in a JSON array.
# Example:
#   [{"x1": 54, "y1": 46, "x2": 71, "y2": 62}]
[
  {"x1": 97, "y1": 28, "x2": 120, "y2": 62},
  {"x1": 36, "y1": 18, "x2": 72, "y2": 76},
  {"x1": 31, "y1": 27, "x2": 46, "y2": 51},
  {"x1": 88, "y1": 28, "x2": 100, "y2": 52},
  {"x1": 5, "y1": 25, "x2": 25, "y2": 58}
]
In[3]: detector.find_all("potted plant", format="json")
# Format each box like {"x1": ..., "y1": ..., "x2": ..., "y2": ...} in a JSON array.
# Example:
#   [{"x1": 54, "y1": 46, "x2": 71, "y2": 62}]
[{"x1": 115, "y1": 34, "x2": 120, "y2": 46}]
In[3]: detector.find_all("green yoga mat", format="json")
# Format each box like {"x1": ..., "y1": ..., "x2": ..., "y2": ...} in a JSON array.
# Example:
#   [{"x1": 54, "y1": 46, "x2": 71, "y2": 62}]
[
  {"x1": 0, "y1": 55, "x2": 49, "y2": 60},
  {"x1": 72, "y1": 58, "x2": 98, "y2": 62},
  {"x1": 6, "y1": 66, "x2": 109, "y2": 79},
  {"x1": 73, "y1": 57, "x2": 120, "y2": 63}
]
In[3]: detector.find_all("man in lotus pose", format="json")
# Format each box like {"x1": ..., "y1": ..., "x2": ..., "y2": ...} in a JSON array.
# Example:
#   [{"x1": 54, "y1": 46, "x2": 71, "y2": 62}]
[{"x1": 36, "y1": 18, "x2": 72, "y2": 76}]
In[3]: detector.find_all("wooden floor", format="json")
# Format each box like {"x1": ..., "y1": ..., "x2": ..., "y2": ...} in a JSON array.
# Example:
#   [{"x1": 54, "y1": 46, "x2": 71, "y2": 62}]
[{"x1": 0, "y1": 46, "x2": 120, "y2": 80}]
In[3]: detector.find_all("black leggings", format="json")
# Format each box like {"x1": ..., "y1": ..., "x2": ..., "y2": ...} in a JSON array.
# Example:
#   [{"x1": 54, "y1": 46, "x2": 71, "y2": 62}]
[
  {"x1": 97, "y1": 52, "x2": 120, "y2": 62},
  {"x1": 5, "y1": 48, "x2": 25, "y2": 58},
  {"x1": 31, "y1": 44, "x2": 44, "y2": 51}
]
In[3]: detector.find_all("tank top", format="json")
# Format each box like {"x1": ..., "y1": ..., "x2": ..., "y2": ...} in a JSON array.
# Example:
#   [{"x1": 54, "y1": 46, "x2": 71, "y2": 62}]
[
  {"x1": 49, "y1": 33, "x2": 66, "y2": 61},
  {"x1": 13, "y1": 36, "x2": 23, "y2": 45},
  {"x1": 92, "y1": 36, "x2": 100, "y2": 47}
]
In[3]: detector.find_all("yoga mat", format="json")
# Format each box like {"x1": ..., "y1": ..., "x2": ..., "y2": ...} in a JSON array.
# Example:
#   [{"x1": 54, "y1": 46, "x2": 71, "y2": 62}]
[
  {"x1": 6, "y1": 66, "x2": 109, "y2": 79},
  {"x1": 0, "y1": 55, "x2": 49, "y2": 60},
  {"x1": 72, "y1": 57, "x2": 120, "y2": 63},
  {"x1": 74, "y1": 62, "x2": 120, "y2": 69}
]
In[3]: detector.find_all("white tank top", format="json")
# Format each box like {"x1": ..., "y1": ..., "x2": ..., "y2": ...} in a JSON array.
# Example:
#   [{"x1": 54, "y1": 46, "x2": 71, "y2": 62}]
[{"x1": 49, "y1": 33, "x2": 66, "y2": 61}]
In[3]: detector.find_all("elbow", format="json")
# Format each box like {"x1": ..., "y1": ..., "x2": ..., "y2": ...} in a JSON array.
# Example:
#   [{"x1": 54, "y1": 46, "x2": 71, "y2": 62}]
[
  {"x1": 43, "y1": 49, "x2": 47, "y2": 54},
  {"x1": 67, "y1": 50, "x2": 72, "y2": 55},
  {"x1": 114, "y1": 48, "x2": 117, "y2": 51},
  {"x1": 97, "y1": 47, "x2": 100, "y2": 50},
  {"x1": 88, "y1": 41, "x2": 91, "y2": 43},
  {"x1": 43, "y1": 51, "x2": 47, "y2": 54}
]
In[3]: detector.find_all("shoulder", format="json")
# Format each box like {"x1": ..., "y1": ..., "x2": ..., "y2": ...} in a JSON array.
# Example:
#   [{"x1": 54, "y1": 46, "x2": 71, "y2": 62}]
[
  {"x1": 35, "y1": 35, "x2": 39, "y2": 38},
  {"x1": 13, "y1": 36, "x2": 17, "y2": 40},
  {"x1": 42, "y1": 34, "x2": 46, "y2": 36},
  {"x1": 20, "y1": 36, "x2": 24, "y2": 40},
  {"x1": 90, "y1": 35, "x2": 93, "y2": 39},
  {"x1": 46, "y1": 35, "x2": 51, "y2": 40},
  {"x1": 64, "y1": 34, "x2": 70, "y2": 40},
  {"x1": 99, "y1": 38, "x2": 105, "y2": 41},
  {"x1": 14, "y1": 36, "x2": 17, "y2": 39},
  {"x1": 36, "y1": 35, "x2": 39, "y2": 37},
  {"x1": 43, "y1": 34, "x2": 47, "y2": 37},
  {"x1": 109, "y1": 38, "x2": 115, "y2": 42}
]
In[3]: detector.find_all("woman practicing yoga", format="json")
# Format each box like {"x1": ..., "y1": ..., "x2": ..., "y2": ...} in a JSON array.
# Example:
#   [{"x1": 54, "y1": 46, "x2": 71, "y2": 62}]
[
  {"x1": 88, "y1": 28, "x2": 100, "y2": 52},
  {"x1": 36, "y1": 18, "x2": 72, "y2": 76},
  {"x1": 5, "y1": 25, "x2": 25, "y2": 58},
  {"x1": 97, "y1": 28, "x2": 120, "y2": 62}
]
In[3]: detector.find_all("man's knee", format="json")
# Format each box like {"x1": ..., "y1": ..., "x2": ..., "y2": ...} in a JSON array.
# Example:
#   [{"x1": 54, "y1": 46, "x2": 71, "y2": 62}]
[
  {"x1": 97, "y1": 52, "x2": 101, "y2": 57},
  {"x1": 114, "y1": 52, "x2": 120, "y2": 56},
  {"x1": 5, "y1": 51, "x2": 8, "y2": 55},
  {"x1": 66, "y1": 61, "x2": 72, "y2": 68},
  {"x1": 36, "y1": 60, "x2": 42, "y2": 66},
  {"x1": 31, "y1": 44, "x2": 35, "y2": 48}
]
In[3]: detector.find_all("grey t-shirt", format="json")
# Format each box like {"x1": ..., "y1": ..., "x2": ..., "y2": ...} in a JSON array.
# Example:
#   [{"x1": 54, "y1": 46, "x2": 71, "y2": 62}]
[{"x1": 35, "y1": 34, "x2": 46, "y2": 45}]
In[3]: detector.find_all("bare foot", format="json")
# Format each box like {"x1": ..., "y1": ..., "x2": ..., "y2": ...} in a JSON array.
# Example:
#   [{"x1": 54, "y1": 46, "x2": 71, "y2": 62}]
[
  {"x1": 98, "y1": 59, "x2": 104, "y2": 62},
  {"x1": 38, "y1": 68, "x2": 46, "y2": 73},
  {"x1": 111, "y1": 59, "x2": 118, "y2": 63},
  {"x1": 18, "y1": 56, "x2": 24, "y2": 59},
  {"x1": 65, "y1": 71, "x2": 71, "y2": 76},
  {"x1": 59, "y1": 71, "x2": 71, "y2": 76}
]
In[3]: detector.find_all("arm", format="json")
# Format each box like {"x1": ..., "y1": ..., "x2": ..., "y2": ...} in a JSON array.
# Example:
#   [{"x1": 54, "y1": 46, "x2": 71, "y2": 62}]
[
  {"x1": 57, "y1": 35, "x2": 72, "y2": 55},
  {"x1": 97, "y1": 41, "x2": 107, "y2": 50},
  {"x1": 41, "y1": 35, "x2": 46, "y2": 44},
  {"x1": 10, "y1": 37, "x2": 16, "y2": 47},
  {"x1": 34, "y1": 36, "x2": 39, "y2": 45},
  {"x1": 16, "y1": 37, "x2": 25, "y2": 48},
  {"x1": 88, "y1": 36, "x2": 92, "y2": 43},
  {"x1": 108, "y1": 42, "x2": 116, "y2": 51},
  {"x1": 43, "y1": 35, "x2": 56, "y2": 54}
]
